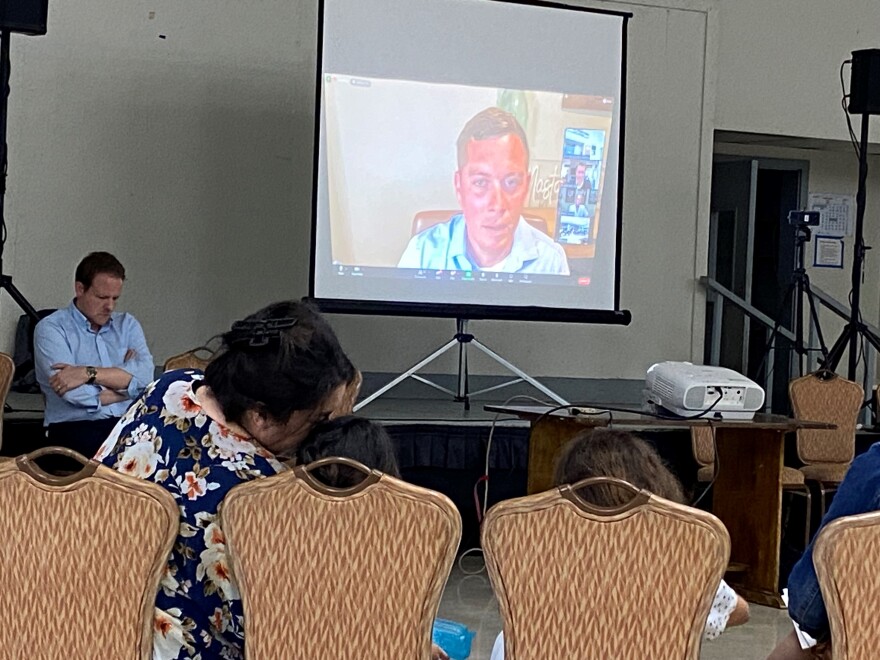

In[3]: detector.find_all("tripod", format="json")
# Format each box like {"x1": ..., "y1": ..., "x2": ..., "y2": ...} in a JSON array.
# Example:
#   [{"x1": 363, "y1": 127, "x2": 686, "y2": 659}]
[
  {"x1": 0, "y1": 28, "x2": 39, "y2": 322},
  {"x1": 824, "y1": 112, "x2": 880, "y2": 377},
  {"x1": 765, "y1": 224, "x2": 830, "y2": 380},
  {"x1": 353, "y1": 318, "x2": 568, "y2": 411}
]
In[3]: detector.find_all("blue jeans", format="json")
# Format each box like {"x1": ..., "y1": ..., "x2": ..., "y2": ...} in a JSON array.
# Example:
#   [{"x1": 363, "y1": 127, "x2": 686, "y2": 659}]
[{"x1": 787, "y1": 442, "x2": 880, "y2": 638}]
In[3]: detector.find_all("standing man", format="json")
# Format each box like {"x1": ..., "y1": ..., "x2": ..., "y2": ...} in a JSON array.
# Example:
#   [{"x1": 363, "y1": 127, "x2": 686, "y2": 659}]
[
  {"x1": 34, "y1": 252, "x2": 154, "y2": 457},
  {"x1": 398, "y1": 107, "x2": 569, "y2": 275}
]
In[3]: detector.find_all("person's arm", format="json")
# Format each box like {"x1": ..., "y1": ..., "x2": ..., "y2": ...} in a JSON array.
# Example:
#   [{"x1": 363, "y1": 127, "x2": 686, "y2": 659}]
[
  {"x1": 50, "y1": 364, "x2": 133, "y2": 393},
  {"x1": 49, "y1": 316, "x2": 154, "y2": 398},
  {"x1": 99, "y1": 389, "x2": 129, "y2": 406},
  {"x1": 34, "y1": 321, "x2": 103, "y2": 410},
  {"x1": 703, "y1": 580, "x2": 747, "y2": 640},
  {"x1": 787, "y1": 444, "x2": 880, "y2": 638},
  {"x1": 728, "y1": 594, "x2": 750, "y2": 627},
  {"x1": 119, "y1": 316, "x2": 154, "y2": 399}
]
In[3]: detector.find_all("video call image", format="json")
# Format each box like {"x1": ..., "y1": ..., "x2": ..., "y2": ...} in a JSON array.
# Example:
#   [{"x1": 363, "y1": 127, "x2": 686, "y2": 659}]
[
  {"x1": 313, "y1": 0, "x2": 625, "y2": 313},
  {"x1": 320, "y1": 75, "x2": 614, "y2": 279},
  {"x1": 556, "y1": 128, "x2": 606, "y2": 247}
]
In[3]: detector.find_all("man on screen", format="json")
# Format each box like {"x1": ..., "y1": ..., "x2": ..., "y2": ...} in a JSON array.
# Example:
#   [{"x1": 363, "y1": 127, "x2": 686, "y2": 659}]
[
  {"x1": 398, "y1": 107, "x2": 570, "y2": 275},
  {"x1": 573, "y1": 161, "x2": 593, "y2": 198}
]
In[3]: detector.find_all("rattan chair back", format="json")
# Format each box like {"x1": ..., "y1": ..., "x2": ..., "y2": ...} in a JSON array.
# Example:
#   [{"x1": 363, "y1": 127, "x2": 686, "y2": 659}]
[
  {"x1": 813, "y1": 510, "x2": 880, "y2": 660},
  {"x1": 222, "y1": 457, "x2": 462, "y2": 659},
  {"x1": 0, "y1": 352, "x2": 14, "y2": 451},
  {"x1": 790, "y1": 373, "x2": 863, "y2": 465},
  {"x1": 0, "y1": 447, "x2": 177, "y2": 660},
  {"x1": 162, "y1": 346, "x2": 215, "y2": 372},
  {"x1": 482, "y1": 477, "x2": 730, "y2": 660},
  {"x1": 691, "y1": 425, "x2": 715, "y2": 466}
]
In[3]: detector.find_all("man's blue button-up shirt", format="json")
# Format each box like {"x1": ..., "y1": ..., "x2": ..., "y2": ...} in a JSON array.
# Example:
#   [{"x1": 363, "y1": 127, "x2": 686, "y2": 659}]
[
  {"x1": 398, "y1": 213, "x2": 570, "y2": 275},
  {"x1": 34, "y1": 301, "x2": 154, "y2": 425}
]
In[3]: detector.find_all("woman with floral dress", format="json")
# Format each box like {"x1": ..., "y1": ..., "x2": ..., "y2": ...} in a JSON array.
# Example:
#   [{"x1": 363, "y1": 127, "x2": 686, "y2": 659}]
[{"x1": 95, "y1": 300, "x2": 356, "y2": 660}]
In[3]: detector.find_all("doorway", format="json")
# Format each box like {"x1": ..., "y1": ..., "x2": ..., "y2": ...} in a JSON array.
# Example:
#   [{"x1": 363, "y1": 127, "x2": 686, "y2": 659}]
[{"x1": 706, "y1": 157, "x2": 809, "y2": 411}]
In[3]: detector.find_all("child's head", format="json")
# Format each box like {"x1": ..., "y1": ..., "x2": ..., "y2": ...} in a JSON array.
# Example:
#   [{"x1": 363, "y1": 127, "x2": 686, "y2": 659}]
[
  {"x1": 295, "y1": 415, "x2": 400, "y2": 488},
  {"x1": 553, "y1": 428, "x2": 685, "y2": 507}
]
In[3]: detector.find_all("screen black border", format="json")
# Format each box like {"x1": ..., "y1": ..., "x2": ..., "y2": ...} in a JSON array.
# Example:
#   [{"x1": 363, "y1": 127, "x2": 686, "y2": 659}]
[{"x1": 311, "y1": 298, "x2": 632, "y2": 324}]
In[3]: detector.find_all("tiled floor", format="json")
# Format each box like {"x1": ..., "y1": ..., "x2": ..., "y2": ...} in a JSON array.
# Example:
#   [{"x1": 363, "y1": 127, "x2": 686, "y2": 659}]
[{"x1": 437, "y1": 558, "x2": 794, "y2": 660}]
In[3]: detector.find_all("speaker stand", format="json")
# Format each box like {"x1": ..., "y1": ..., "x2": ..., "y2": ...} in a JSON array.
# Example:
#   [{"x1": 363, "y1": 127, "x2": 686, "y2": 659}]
[{"x1": 0, "y1": 29, "x2": 39, "y2": 322}]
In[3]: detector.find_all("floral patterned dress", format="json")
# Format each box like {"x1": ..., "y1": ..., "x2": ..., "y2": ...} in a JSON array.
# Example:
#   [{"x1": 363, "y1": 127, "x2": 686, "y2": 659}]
[{"x1": 95, "y1": 369, "x2": 284, "y2": 660}]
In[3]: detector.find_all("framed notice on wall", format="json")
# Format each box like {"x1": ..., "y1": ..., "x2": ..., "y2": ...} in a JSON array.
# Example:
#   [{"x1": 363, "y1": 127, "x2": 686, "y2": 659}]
[{"x1": 813, "y1": 235, "x2": 845, "y2": 269}]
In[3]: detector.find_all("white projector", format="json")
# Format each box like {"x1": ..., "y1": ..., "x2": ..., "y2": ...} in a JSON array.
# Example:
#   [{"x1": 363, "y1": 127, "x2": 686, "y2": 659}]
[{"x1": 645, "y1": 362, "x2": 765, "y2": 420}]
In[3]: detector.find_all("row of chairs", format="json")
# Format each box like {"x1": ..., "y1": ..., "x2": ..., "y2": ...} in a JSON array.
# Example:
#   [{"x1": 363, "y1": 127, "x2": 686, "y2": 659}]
[
  {"x1": 692, "y1": 371, "x2": 864, "y2": 546},
  {"x1": 3, "y1": 445, "x2": 874, "y2": 659}
]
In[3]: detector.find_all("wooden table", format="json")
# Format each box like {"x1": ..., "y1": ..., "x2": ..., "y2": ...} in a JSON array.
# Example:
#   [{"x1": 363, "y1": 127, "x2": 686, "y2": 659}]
[{"x1": 485, "y1": 404, "x2": 835, "y2": 607}]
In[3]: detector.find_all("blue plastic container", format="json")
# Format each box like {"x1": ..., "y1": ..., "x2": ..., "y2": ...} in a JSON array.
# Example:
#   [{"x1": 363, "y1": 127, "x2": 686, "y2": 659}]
[{"x1": 432, "y1": 618, "x2": 475, "y2": 660}]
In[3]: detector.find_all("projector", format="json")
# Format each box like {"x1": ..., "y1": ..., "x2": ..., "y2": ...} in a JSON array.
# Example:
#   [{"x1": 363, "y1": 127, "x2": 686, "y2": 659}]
[{"x1": 645, "y1": 362, "x2": 765, "y2": 420}]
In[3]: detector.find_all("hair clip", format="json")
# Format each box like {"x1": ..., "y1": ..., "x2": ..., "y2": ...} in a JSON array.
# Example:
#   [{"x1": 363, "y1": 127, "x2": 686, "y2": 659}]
[{"x1": 228, "y1": 317, "x2": 297, "y2": 349}]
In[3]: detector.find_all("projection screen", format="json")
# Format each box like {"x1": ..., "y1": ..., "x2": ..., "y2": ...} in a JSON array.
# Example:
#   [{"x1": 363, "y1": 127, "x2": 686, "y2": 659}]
[{"x1": 310, "y1": 0, "x2": 631, "y2": 324}]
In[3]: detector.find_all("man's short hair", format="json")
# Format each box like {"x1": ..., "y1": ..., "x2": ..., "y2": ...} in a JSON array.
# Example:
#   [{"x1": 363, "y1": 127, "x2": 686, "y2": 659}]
[
  {"x1": 456, "y1": 107, "x2": 530, "y2": 169},
  {"x1": 75, "y1": 252, "x2": 126, "y2": 288}
]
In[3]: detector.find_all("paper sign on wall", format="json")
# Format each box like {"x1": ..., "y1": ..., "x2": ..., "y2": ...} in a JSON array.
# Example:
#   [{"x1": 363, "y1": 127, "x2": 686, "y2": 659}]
[
  {"x1": 809, "y1": 193, "x2": 854, "y2": 237},
  {"x1": 813, "y1": 235, "x2": 845, "y2": 269}
]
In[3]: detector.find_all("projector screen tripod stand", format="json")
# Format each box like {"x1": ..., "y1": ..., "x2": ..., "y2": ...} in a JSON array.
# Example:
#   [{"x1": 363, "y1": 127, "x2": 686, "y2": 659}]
[{"x1": 353, "y1": 318, "x2": 568, "y2": 412}]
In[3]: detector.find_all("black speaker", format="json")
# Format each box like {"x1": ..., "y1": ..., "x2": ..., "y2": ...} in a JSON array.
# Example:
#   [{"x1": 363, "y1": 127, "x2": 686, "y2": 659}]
[
  {"x1": 0, "y1": 0, "x2": 48, "y2": 36},
  {"x1": 849, "y1": 48, "x2": 880, "y2": 115}
]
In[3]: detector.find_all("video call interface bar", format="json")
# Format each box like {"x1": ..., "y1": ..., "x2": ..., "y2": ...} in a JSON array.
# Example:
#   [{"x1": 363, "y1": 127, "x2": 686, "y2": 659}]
[{"x1": 334, "y1": 265, "x2": 592, "y2": 287}]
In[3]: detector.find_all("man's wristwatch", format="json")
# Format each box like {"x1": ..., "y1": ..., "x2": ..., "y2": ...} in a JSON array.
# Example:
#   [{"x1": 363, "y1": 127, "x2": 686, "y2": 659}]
[{"x1": 85, "y1": 366, "x2": 98, "y2": 385}]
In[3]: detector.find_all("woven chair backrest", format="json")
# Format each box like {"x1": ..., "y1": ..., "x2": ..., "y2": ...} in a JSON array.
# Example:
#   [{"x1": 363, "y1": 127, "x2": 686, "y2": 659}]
[
  {"x1": 790, "y1": 373, "x2": 863, "y2": 465},
  {"x1": 0, "y1": 352, "x2": 14, "y2": 449},
  {"x1": 222, "y1": 461, "x2": 461, "y2": 658},
  {"x1": 482, "y1": 479, "x2": 729, "y2": 660},
  {"x1": 162, "y1": 347, "x2": 215, "y2": 372},
  {"x1": 691, "y1": 425, "x2": 715, "y2": 466},
  {"x1": 814, "y1": 510, "x2": 880, "y2": 660},
  {"x1": 0, "y1": 448, "x2": 177, "y2": 660}
]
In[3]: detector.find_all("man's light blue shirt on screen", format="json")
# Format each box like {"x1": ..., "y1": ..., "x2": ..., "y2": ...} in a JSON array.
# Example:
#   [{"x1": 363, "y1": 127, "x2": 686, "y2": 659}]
[
  {"x1": 34, "y1": 301, "x2": 154, "y2": 425},
  {"x1": 397, "y1": 213, "x2": 570, "y2": 275}
]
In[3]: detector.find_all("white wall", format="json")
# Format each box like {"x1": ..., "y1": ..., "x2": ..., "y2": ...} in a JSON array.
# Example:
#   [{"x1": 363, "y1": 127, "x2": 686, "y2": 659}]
[
  {"x1": 6, "y1": 0, "x2": 878, "y2": 382},
  {"x1": 2, "y1": 0, "x2": 319, "y2": 362},
  {"x1": 715, "y1": 0, "x2": 880, "y2": 141},
  {"x1": 0, "y1": 0, "x2": 720, "y2": 383}
]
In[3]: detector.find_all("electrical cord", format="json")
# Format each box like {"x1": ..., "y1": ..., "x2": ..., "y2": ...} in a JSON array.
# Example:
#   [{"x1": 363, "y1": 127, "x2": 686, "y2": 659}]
[
  {"x1": 481, "y1": 394, "x2": 549, "y2": 517},
  {"x1": 691, "y1": 419, "x2": 718, "y2": 507},
  {"x1": 0, "y1": 33, "x2": 9, "y2": 259},
  {"x1": 458, "y1": 393, "x2": 554, "y2": 576},
  {"x1": 840, "y1": 60, "x2": 861, "y2": 160}
]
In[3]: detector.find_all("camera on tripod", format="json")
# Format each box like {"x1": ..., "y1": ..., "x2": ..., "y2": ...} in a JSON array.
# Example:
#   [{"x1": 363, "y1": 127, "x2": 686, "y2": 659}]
[
  {"x1": 788, "y1": 210, "x2": 821, "y2": 227},
  {"x1": 788, "y1": 210, "x2": 820, "y2": 243}
]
